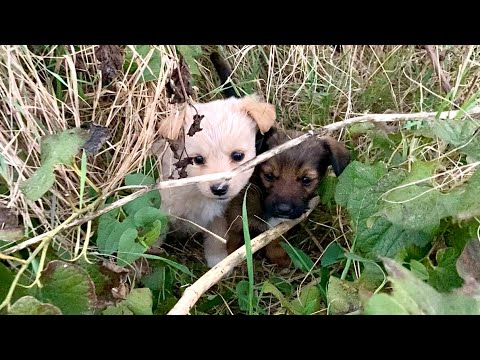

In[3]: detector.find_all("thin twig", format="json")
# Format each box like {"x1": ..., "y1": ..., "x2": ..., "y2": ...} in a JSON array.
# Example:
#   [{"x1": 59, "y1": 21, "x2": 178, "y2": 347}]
[
  {"x1": 167, "y1": 197, "x2": 320, "y2": 315},
  {"x1": 5, "y1": 105, "x2": 480, "y2": 254}
]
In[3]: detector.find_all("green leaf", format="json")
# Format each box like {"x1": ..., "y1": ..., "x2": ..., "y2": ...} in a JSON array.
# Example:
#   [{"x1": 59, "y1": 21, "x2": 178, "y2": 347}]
[
  {"x1": 39, "y1": 128, "x2": 89, "y2": 166},
  {"x1": 38, "y1": 261, "x2": 97, "y2": 315},
  {"x1": 363, "y1": 258, "x2": 480, "y2": 315},
  {"x1": 335, "y1": 161, "x2": 434, "y2": 258},
  {"x1": 262, "y1": 281, "x2": 299, "y2": 314},
  {"x1": 363, "y1": 294, "x2": 409, "y2": 315},
  {"x1": 236, "y1": 280, "x2": 251, "y2": 312},
  {"x1": 102, "y1": 304, "x2": 133, "y2": 315},
  {"x1": 318, "y1": 176, "x2": 338, "y2": 208},
  {"x1": 125, "y1": 173, "x2": 156, "y2": 186},
  {"x1": 177, "y1": 45, "x2": 202, "y2": 77},
  {"x1": 357, "y1": 261, "x2": 386, "y2": 292},
  {"x1": 9, "y1": 296, "x2": 62, "y2": 315},
  {"x1": 428, "y1": 248, "x2": 463, "y2": 292},
  {"x1": 410, "y1": 259, "x2": 429, "y2": 281},
  {"x1": 123, "y1": 174, "x2": 161, "y2": 216},
  {"x1": 133, "y1": 206, "x2": 167, "y2": 247},
  {"x1": 430, "y1": 118, "x2": 480, "y2": 161},
  {"x1": 327, "y1": 276, "x2": 361, "y2": 314},
  {"x1": 321, "y1": 242, "x2": 345, "y2": 267},
  {"x1": 133, "y1": 45, "x2": 162, "y2": 82},
  {"x1": 19, "y1": 166, "x2": 56, "y2": 202},
  {"x1": 97, "y1": 213, "x2": 136, "y2": 255},
  {"x1": 290, "y1": 284, "x2": 322, "y2": 315},
  {"x1": 20, "y1": 128, "x2": 89, "y2": 201},
  {"x1": 117, "y1": 227, "x2": 147, "y2": 266},
  {"x1": 281, "y1": 242, "x2": 315, "y2": 272},
  {"x1": 141, "y1": 253, "x2": 194, "y2": 277},
  {"x1": 0, "y1": 263, "x2": 14, "y2": 301},
  {"x1": 123, "y1": 288, "x2": 153, "y2": 315}
]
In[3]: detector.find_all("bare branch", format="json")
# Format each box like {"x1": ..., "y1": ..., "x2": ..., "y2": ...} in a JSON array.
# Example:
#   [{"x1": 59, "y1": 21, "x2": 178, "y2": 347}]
[
  {"x1": 5, "y1": 105, "x2": 480, "y2": 254},
  {"x1": 167, "y1": 197, "x2": 320, "y2": 315}
]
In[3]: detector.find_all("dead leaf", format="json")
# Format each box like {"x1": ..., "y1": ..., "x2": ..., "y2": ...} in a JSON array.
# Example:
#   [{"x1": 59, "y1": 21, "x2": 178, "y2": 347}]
[
  {"x1": 82, "y1": 124, "x2": 111, "y2": 155},
  {"x1": 173, "y1": 157, "x2": 194, "y2": 179},
  {"x1": 95, "y1": 45, "x2": 124, "y2": 85},
  {"x1": 165, "y1": 57, "x2": 194, "y2": 104},
  {"x1": 187, "y1": 114, "x2": 204, "y2": 137}
]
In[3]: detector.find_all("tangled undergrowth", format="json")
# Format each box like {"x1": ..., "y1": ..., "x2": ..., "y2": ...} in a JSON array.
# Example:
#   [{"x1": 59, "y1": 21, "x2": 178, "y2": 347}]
[{"x1": 1, "y1": 45, "x2": 480, "y2": 315}]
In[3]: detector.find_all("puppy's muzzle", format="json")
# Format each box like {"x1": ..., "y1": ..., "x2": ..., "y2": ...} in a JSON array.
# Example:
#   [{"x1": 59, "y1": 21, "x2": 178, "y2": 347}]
[
  {"x1": 271, "y1": 200, "x2": 305, "y2": 219},
  {"x1": 210, "y1": 183, "x2": 229, "y2": 197}
]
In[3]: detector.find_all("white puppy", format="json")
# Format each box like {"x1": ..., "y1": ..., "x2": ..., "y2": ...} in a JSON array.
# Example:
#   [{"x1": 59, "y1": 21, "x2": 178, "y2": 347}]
[{"x1": 155, "y1": 94, "x2": 276, "y2": 267}]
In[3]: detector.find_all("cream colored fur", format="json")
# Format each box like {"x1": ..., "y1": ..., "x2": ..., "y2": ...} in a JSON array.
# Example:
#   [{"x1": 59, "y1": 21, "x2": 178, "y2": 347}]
[{"x1": 155, "y1": 95, "x2": 275, "y2": 267}]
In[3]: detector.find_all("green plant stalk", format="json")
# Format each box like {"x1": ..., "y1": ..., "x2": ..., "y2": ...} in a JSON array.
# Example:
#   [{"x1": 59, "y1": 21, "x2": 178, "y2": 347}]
[
  {"x1": 241, "y1": 185, "x2": 255, "y2": 315},
  {"x1": 0, "y1": 236, "x2": 48, "y2": 312}
]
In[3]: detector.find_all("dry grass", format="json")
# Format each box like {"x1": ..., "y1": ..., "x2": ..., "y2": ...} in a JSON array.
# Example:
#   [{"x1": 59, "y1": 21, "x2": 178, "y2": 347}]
[{"x1": 1, "y1": 45, "x2": 480, "y2": 314}]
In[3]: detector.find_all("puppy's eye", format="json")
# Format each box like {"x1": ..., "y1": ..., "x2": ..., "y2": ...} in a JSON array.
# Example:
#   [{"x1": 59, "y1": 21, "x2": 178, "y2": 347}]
[
  {"x1": 264, "y1": 173, "x2": 274, "y2": 182},
  {"x1": 231, "y1": 151, "x2": 245, "y2": 162},
  {"x1": 301, "y1": 177, "x2": 312, "y2": 186},
  {"x1": 193, "y1": 156, "x2": 205, "y2": 165}
]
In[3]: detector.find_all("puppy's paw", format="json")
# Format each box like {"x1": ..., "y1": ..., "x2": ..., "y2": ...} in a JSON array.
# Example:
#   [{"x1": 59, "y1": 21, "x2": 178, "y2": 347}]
[{"x1": 205, "y1": 251, "x2": 228, "y2": 268}]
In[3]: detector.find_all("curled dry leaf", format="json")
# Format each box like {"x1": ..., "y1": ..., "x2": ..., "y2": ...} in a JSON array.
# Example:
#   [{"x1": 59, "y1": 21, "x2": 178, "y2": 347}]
[
  {"x1": 95, "y1": 45, "x2": 124, "y2": 85},
  {"x1": 82, "y1": 124, "x2": 111, "y2": 155},
  {"x1": 173, "y1": 157, "x2": 194, "y2": 179},
  {"x1": 187, "y1": 114, "x2": 204, "y2": 136},
  {"x1": 166, "y1": 57, "x2": 194, "y2": 104}
]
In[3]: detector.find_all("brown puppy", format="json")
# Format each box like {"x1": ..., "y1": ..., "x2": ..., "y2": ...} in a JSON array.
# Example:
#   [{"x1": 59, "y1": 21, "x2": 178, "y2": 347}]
[{"x1": 224, "y1": 127, "x2": 351, "y2": 266}]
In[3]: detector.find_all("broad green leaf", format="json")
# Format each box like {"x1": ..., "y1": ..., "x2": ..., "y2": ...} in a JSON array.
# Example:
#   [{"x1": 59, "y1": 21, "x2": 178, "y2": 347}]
[
  {"x1": 281, "y1": 242, "x2": 314, "y2": 272},
  {"x1": 290, "y1": 284, "x2": 322, "y2": 315},
  {"x1": 117, "y1": 227, "x2": 147, "y2": 266},
  {"x1": 102, "y1": 304, "x2": 133, "y2": 315},
  {"x1": 125, "y1": 173, "x2": 156, "y2": 186},
  {"x1": 335, "y1": 161, "x2": 433, "y2": 258},
  {"x1": 123, "y1": 173, "x2": 161, "y2": 216},
  {"x1": 236, "y1": 280, "x2": 251, "y2": 313},
  {"x1": 0, "y1": 262, "x2": 14, "y2": 301},
  {"x1": 9, "y1": 296, "x2": 62, "y2": 315},
  {"x1": 39, "y1": 128, "x2": 89, "y2": 166},
  {"x1": 20, "y1": 128, "x2": 89, "y2": 201},
  {"x1": 327, "y1": 276, "x2": 361, "y2": 314},
  {"x1": 20, "y1": 166, "x2": 56, "y2": 202},
  {"x1": 134, "y1": 45, "x2": 162, "y2": 82},
  {"x1": 321, "y1": 242, "x2": 345, "y2": 267},
  {"x1": 363, "y1": 294, "x2": 409, "y2": 315},
  {"x1": 38, "y1": 261, "x2": 97, "y2": 315},
  {"x1": 410, "y1": 260, "x2": 429, "y2": 281},
  {"x1": 95, "y1": 208, "x2": 120, "y2": 253},
  {"x1": 364, "y1": 258, "x2": 480, "y2": 315},
  {"x1": 97, "y1": 214, "x2": 136, "y2": 255},
  {"x1": 123, "y1": 288, "x2": 153, "y2": 315},
  {"x1": 133, "y1": 206, "x2": 167, "y2": 246},
  {"x1": 177, "y1": 45, "x2": 202, "y2": 77},
  {"x1": 430, "y1": 118, "x2": 480, "y2": 161},
  {"x1": 428, "y1": 248, "x2": 463, "y2": 292}
]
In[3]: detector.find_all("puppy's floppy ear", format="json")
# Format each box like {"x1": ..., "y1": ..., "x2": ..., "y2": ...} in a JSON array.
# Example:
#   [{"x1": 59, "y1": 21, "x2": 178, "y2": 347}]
[
  {"x1": 320, "y1": 136, "x2": 351, "y2": 176},
  {"x1": 238, "y1": 95, "x2": 276, "y2": 134},
  {"x1": 157, "y1": 109, "x2": 186, "y2": 140}
]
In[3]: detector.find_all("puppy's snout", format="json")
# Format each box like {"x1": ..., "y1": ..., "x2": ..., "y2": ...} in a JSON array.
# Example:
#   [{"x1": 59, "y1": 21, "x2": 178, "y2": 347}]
[
  {"x1": 274, "y1": 202, "x2": 293, "y2": 217},
  {"x1": 210, "y1": 183, "x2": 229, "y2": 196}
]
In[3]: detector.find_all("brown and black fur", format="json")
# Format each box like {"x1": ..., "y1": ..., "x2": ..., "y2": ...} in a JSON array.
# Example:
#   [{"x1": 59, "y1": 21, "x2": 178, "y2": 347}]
[{"x1": 225, "y1": 128, "x2": 351, "y2": 267}]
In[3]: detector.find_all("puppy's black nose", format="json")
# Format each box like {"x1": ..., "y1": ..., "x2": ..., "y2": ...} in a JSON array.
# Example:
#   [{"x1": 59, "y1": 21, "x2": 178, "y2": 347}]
[
  {"x1": 275, "y1": 203, "x2": 293, "y2": 217},
  {"x1": 210, "y1": 183, "x2": 228, "y2": 196}
]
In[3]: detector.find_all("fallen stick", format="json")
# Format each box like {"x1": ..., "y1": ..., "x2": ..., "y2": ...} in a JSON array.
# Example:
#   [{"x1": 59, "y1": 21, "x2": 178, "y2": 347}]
[
  {"x1": 167, "y1": 196, "x2": 320, "y2": 315},
  {"x1": 5, "y1": 105, "x2": 480, "y2": 254}
]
